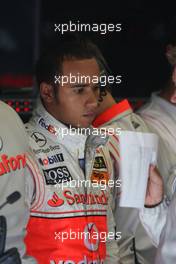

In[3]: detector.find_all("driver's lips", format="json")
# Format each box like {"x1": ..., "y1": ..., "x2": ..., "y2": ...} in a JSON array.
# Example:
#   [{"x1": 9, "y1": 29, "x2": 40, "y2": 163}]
[{"x1": 82, "y1": 111, "x2": 96, "y2": 125}]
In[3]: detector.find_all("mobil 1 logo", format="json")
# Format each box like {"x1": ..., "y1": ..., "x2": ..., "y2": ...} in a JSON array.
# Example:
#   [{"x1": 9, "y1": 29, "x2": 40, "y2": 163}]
[
  {"x1": 38, "y1": 153, "x2": 64, "y2": 166},
  {"x1": 43, "y1": 166, "x2": 73, "y2": 185}
]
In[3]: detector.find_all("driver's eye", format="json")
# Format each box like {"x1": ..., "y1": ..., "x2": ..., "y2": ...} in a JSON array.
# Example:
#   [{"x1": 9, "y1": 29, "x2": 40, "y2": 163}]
[{"x1": 73, "y1": 87, "x2": 84, "y2": 94}]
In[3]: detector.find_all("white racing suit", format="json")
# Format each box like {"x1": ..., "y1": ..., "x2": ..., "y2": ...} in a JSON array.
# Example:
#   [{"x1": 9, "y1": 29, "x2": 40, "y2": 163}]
[
  {"x1": 138, "y1": 92, "x2": 176, "y2": 262},
  {"x1": 93, "y1": 99, "x2": 157, "y2": 263},
  {"x1": 24, "y1": 100, "x2": 119, "y2": 264},
  {"x1": 0, "y1": 101, "x2": 37, "y2": 263},
  {"x1": 139, "y1": 195, "x2": 176, "y2": 263}
]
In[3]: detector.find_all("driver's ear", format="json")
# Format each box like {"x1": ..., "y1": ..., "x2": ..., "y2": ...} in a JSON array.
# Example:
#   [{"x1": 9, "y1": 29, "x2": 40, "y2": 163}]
[
  {"x1": 170, "y1": 89, "x2": 176, "y2": 104},
  {"x1": 171, "y1": 66, "x2": 176, "y2": 103},
  {"x1": 40, "y1": 82, "x2": 55, "y2": 104}
]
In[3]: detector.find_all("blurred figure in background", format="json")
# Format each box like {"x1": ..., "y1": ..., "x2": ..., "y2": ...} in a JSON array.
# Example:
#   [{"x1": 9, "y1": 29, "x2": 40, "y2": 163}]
[
  {"x1": 93, "y1": 88, "x2": 159, "y2": 263},
  {"x1": 138, "y1": 33, "x2": 176, "y2": 199},
  {"x1": 0, "y1": 100, "x2": 37, "y2": 263}
]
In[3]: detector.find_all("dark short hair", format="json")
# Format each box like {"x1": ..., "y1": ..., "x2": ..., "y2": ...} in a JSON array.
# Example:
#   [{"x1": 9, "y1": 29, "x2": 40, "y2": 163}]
[
  {"x1": 165, "y1": 17, "x2": 176, "y2": 46},
  {"x1": 35, "y1": 33, "x2": 109, "y2": 97}
]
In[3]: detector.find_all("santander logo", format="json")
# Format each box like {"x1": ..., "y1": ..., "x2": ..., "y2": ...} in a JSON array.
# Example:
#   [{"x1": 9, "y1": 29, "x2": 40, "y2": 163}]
[
  {"x1": 47, "y1": 190, "x2": 108, "y2": 207},
  {"x1": 47, "y1": 192, "x2": 64, "y2": 207}
]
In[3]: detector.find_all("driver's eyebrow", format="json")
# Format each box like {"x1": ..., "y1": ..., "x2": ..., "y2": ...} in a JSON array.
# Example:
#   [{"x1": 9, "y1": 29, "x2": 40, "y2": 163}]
[
  {"x1": 70, "y1": 83, "x2": 89, "y2": 88},
  {"x1": 70, "y1": 83, "x2": 100, "y2": 89},
  {"x1": 69, "y1": 71, "x2": 104, "y2": 88}
]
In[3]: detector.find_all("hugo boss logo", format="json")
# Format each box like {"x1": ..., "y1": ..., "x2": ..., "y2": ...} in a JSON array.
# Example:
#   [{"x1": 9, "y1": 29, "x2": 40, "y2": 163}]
[
  {"x1": 0, "y1": 154, "x2": 26, "y2": 176},
  {"x1": 43, "y1": 166, "x2": 72, "y2": 185}
]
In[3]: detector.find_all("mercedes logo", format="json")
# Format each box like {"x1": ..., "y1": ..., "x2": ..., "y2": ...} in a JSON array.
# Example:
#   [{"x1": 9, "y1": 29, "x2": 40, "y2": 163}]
[
  {"x1": 84, "y1": 223, "x2": 99, "y2": 252},
  {"x1": 0, "y1": 136, "x2": 3, "y2": 151},
  {"x1": 31, "y1": 132, "x2": 47, "y2": 147}
]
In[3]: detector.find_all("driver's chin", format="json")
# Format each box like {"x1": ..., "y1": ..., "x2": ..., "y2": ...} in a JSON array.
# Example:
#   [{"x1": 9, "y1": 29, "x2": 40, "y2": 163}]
[
  {"x1": 84, "y1": 116, "x2": 95, "y2": 127},
  {"x1": 73, "y1": 117, "x2": 92, "y2": 129},
  {"x1": 75, "y1": 122, "x2": 91, "y2": 129},
  {"x1": 82, "y1": 119, "x2": 93, "y2": 128}
]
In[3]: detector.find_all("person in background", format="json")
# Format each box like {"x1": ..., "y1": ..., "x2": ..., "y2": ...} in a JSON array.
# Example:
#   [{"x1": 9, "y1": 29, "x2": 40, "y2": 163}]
[
  {"x1": 138, "y1": 42, "x2": 176, "y2": 198},
  {"x1": 137, "y1": 24, "x2": 176, "y2": 263},
  {"x1": 0, "y1": 100, "x2": 37, "y2": 263},
  {"x1": 92, "y1": 55, "x2": 176, "y2": 264},
  {"x1": 93, "y1": 88, "x2": 159, "y2": 264}
]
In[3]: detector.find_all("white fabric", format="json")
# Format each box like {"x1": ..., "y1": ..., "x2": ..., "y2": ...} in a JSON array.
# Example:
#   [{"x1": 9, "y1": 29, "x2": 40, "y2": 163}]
[
  {"x1": 138, "y1": 92, "x2": 176, "y2": 194},
  {"x1": 139, "y1": 202, "x2": 168, "y2": 247},
  {"x1": 155, "y1": 194, "x2": 176, "y2": 263},
  {"x1": 25, "y1": 100, "x2": 119, "y2": 263},
  {"x1": 139, "y1": 92, "x2": 176, "y2": 155},
  {"x1": 97, "y1": 103, "x2": 157, "y2": 263},
  {"x1": 139, "y1": 93, "x2": 176, "y2": 263},
  {"x1": 140, "y1": 194, "x2": 176, "y2": 264},
  {"x1": 0, "y1": 101, "x2": 37, "y2": 263}
]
